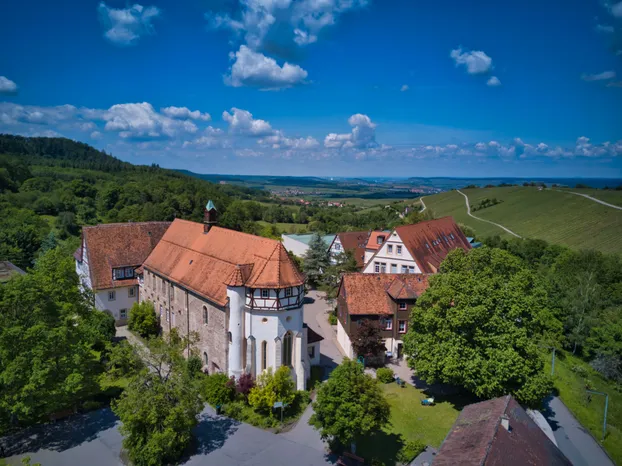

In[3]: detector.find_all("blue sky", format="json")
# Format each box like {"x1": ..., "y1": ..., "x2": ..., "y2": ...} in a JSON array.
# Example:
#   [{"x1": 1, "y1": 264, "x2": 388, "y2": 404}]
[{"x1": 1, "y1": 0, "x2": 621, "y2": 178}]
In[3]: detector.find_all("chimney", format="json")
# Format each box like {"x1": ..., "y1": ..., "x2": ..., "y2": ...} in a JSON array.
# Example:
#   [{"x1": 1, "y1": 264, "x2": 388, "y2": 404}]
[
  {"x1": 204, "y1": 200, "x2": 218, "y2": 234},
  {"x1": 500, "y1": 414, "x2": 510, "y2": 432}
]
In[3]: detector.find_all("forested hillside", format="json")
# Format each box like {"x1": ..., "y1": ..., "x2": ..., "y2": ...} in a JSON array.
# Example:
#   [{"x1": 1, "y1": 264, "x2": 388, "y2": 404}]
[{"x1": 0, "y1": 135, "x2": 402, "y2": 270}]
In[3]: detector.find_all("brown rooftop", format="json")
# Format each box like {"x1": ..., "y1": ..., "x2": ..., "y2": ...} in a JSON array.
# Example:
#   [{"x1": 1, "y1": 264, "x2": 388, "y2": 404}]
[
  {"x1": 434, "y1": 395, "x2": 572, "y2": 466},
  {"x1": 332, "y1": 230, "x2": 370, "y2": 267},
  {"x1": 76, "y1": 222, "x2": 170, "y2": 290},
  {"x1": 338, "y1": 273, "x2": 429, "y2": 315},
  {"x1": 143, "y1": 220, "x2": 305, "y2": 306},
  {"x1": 366, "y1": 231, "x2": 388, "y2": 251}
]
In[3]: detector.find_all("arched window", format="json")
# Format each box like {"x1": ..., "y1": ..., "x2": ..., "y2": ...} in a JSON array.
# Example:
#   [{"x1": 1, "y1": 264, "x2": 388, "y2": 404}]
[
  {"x1": 203, "y1": 352, "x2": 208, "y2": 365},
  {"x1": 228, "y1": 331, "x2": 232, "y2": 343},
  {"x1": 282, "y1": 332, "x2": 293, "y2": 367},
  {"x1": 203, "y1": 306, "x2": 208, "y2": 325},
  {"x1": 261, "y1": 341, "x2": 267, "y2": 371}
]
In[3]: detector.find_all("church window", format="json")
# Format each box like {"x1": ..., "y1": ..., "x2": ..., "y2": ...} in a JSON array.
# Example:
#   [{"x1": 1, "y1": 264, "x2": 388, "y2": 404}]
[
  {"x1": 261, "y1": 341, "x2": 267, "y2": 371},
  {"x1": 203, "y1": 306, "x2": 208, "y2": 325},
  {"x1": 282, "y1": 331, "x2": 293, "y2": 367}
]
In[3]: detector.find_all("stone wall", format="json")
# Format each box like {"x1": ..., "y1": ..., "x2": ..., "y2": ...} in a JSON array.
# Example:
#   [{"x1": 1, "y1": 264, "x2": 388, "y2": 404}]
[{"x1": 141, "y1": 269, "x2": 228, "y2": 374}]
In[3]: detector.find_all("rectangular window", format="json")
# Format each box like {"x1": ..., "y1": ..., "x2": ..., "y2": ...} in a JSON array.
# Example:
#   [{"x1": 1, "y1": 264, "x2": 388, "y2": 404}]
[
  {"x1": 384, "y1": 318, "x2": 393, "y2": 330},
  {"x1": 308, "y1": 345, "x2": 315, "y2": 359},
  {"x1": 120, "y1": 309, "x2": 127, "y2": 319},
  {"x1": 377, "y1": 236, "x2": 384, "y2": 245},
  {"x1": 387, "y1": 244, "x2": 393, "y2": 254},
  {"x1": 128, "y1": 287, "x2": 136, "y2": 298},
  {"x1": 335, "y1": 243, "x2": 341, "y2": 251},
  {"x1": 285, "y1": 287, "x2": 292, "y2": 297},
  {"x1": 380, "y1": 263, "x2": 387, "y2": 273},
  {"x1": 390, "y1": 264, "x2": 397, "y2": 273},
  {"x1": 399, "y1": 302, "x2": 407, "y2": 310},
  {"x1": 170, "y1": 284, "x2": 174, "y2": 300},
  {"x1": 409, "y1": 266, "x2": 415, "y2": 273},
  {"x1": 261, "y1": 289, "x2": 270, "y2": 298},
  {"x1": 166, "y1": 310, "x2": 170, "y2": 322},
  {"x1": 374, "y1": 262, "x2": 380, "y2": 273},
  {"x1": 401, "y1": 265, "x2": 408, "y2": 273},
  {"x1": 159, "y1": 305, "x2": 163, "y2": 318},
  {"x1": 113, "y1": 268, "x2": 125, "y2": 280},
  {"x1": 108, "y1": 290, "x2": 116, "y2": 301},
  {"x1": 172, "y1": 312, "x2": 175, "y2": 326},
  {"x1": 398, "y1": 320, "x2": 407, "y2": 333},
  {"x1": 396, "y1": 245, "x2": 402, "y2": 255},
  {"x1": 124, "y1": 267, "x2": 134, "y2": 278}
]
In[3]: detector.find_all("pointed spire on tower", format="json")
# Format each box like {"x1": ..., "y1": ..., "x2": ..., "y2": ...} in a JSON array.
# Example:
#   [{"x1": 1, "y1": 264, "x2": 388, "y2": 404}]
[{"x1": 204, "y1": 200, "x2": 218, "y2": 233}]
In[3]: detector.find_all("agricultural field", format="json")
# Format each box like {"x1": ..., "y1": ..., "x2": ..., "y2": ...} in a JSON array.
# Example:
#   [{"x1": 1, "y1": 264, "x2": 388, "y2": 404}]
[
  {"x1": 422, "y1": 186, "x2": 622, "y2": 254},
  {"x1": 554, "y1": 188, "x2": 622, "y2": 208},
  {"x1": 256, "y1": 220, "x2": 309, "y2": 234}
]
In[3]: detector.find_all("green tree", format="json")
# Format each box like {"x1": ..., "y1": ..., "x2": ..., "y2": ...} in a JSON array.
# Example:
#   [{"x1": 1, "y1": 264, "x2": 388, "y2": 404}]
[
  {"x1": 202, "y1": 373, "x2": 235, "y2": 408},
  {"x1": 128, "y1": 301, "x2": 159, "y2": 338},
  {"x1": 351, "y1": 319, "x2": 386, "y2": 361},
  {"x1": 112, "y1": 334, "x2": 203, "y2": 466},
  {"x1": 403, "y1": 247, "x2": 558, "y2": 407},
  {"x1": 310, "y1": 358, "x2": 390, "y2": 454},
  {"x1": 302, "y1": 233, "x2": 330, "y2": 287},
  {"x1": 105, "y1": 340, "x2": 143, "y2": 379},
  {"x1": 248, "y1": 366, "x2": 296, "y2": 415}
]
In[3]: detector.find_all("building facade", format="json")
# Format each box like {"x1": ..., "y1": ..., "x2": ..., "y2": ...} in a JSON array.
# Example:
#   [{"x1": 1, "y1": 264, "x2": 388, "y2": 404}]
[
  {"x1": 74, "y1": 222, "x2": 170, "y2": 324},
  {"x1": 140, "y1": 203, "x2": 310, "y2": 389},
  {"x1": 363, "y1": 217, "x2": 471, "y2": 275},
  {"x1": 328, "y1": 231, "x2": 370, "y2": 268},
  {"x1": 336, "y1": 273, "x2": 429, "y2": 358}
]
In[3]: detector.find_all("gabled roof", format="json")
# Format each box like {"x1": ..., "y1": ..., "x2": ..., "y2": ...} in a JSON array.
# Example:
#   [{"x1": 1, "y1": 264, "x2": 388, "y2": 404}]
[
  {"x1": 143, "y1": 220, "x2": 305, "y2": 306},
  {"x1": 338, "y1": 273, "x2": 429, "y2": 315},
  {"x1": 365, "y1": 231, "x2": 388, "y2": 251},
  {"x1": 331, "y1": 230, "x2": 370, "y2": 267},
  {"x1": 0, "y1": 261, "x2": 26, "y2": 283},
  {"x1": 394, "y1": 217, "x2": 471, "y2": 273},
  {"x1": 434, "y1": 395, "x2": 572, "y2": 466},
  {"x1": 304, "y1": 324, "x2": 324, "y2": 344},
  {"x1": 77, "y1": 222, "x2": 170, "y2": 290}
]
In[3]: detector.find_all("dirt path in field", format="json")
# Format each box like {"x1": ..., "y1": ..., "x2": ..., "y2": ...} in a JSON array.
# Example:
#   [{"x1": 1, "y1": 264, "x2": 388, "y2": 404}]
[
  {"x1": 551, "y1": 189, "x2": 622, "y2": 211},
  {"x1": 456, "y1": 190, "x2": 522, "y2": 238},
  {"x1": 419, "y1": 197, "x2": 427, "y2": 212}
]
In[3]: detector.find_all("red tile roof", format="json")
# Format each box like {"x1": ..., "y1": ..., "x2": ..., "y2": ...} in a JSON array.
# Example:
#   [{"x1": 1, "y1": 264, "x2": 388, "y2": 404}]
[
  {"x1": 394, "y1": 217, "x2": 471, "y2": 273},
  {"x1": 332, "y1": 231, "x2": 370, "y2": 267},
  {"x1": 143, "y1": 220, "x2": 305, "y2": 306},
  {"x1": 78, "y1": 222, "x2": 170, "y2": 291},
  {"x1": 338, "y1": 273, "x2": 429, "y2": 315},
  {"x1": 434, "y1": 395, "x2": 572, "y2": 466},
  {"x1": 366, "y1": 231, "x2": 388, "y2": 251}
]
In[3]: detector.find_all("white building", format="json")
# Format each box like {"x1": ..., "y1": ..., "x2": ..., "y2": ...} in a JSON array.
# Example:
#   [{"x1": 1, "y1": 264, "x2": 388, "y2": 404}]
[
  {"x1": 363, "y1": 217, "x2": 471, "y2": 275},
  {"x1": 327, "y1": 231, "x2": 370, "y2": 268},
  {"x1": 74, "y1": 222, "x2": 170, "y2": 324},
  {"x1": 141, "y1": 203, "x2": 314, "y2": 389}
]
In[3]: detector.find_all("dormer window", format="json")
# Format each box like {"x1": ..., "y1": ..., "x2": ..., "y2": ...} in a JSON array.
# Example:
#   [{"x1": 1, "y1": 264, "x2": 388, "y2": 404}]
[
  {"x1": 399, "y1": 302, "x2": 407, "y2": 310},
  {"x1": 377, "y1": 236, "x2": 385, "y2": 245},
  {"x1": 114, "y1": 267, "x2": 134, "y2": 280}
]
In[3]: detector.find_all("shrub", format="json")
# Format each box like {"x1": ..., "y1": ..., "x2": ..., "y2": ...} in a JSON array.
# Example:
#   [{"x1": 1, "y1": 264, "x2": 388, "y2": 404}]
[
  {"x1": 202, "y1": 373, "x2": 235, "y2": 408},
  {"x1": 106, "y1": 340, "x2": 142, "y2": 379},
  {"x1": 187, "y1": 355, "x2": 203, "y2": 379},
  {"x1": 376, "y1": 367, "x2": 394, "y2": 384},
  {"x1": 328, "y1": 313, "x2": 338, "y2": 325},
  {"x1": 248, "y1": 366, "x2": 296, "y2": 415},
  {"x1": 84, "y1": 309, "x2": 117, "y2": 350},
  {"x1": 236, "y1": 373, "x2": 255, "y2": 400},
  {"x1": 396, "y1": 439, "x2": 426, "y2": 464},
  {"x1": 128, "y1": 301, "x2": 159, "y2": 338}
]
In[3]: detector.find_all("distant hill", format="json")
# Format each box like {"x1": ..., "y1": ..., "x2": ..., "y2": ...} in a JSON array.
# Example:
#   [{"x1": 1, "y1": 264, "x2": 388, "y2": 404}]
[{"x1": 422, "y1": 186, "x2": 622, "y2": 254}]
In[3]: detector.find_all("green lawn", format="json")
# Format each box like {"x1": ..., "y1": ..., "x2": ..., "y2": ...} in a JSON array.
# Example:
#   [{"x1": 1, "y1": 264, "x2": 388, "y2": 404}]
[
  {"x1": 544, "y1": 351, "x2": 622, "y2": 465},
  {"x1": 555, "y1": 188, "x2": 622, "y2": 208},
  {"x1": 256, "y1": 220, "x2": 309, "y2": 234},
  {"x1": 423, "y1": 187, "x2": 622, "y2": 254},
  {"x1": 358, "y1": 383, "x2": 464, "y2": 464}
]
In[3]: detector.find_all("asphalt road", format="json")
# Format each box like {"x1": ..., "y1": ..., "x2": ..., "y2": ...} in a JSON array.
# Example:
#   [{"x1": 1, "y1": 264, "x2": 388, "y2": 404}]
[{"x1": 542, "y1": 396, "x2": 614, "y2": 466}]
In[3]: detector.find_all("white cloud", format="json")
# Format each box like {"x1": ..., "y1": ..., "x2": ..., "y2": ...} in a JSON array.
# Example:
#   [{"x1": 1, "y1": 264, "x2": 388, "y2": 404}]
[
  {"x1": 222, "y1": 107, "x2": 274, "y2": 136},
  {"x1": 0, "y1": 103, "x2": 81, "y2": 125},
  {"x1": 0, "y1": 76, "x2": 18, "y2": 95},
  {"x1": 182, "y1": 127, "x2": 225, "y2": 148},
  {"x1": 103, "y1": 102, "x2": 198, "y2": 139},
  {"x1": 607, "y1": 80, "x2": 622, "y2": 87},
  {"x1": 611, "y1": 1, "x2": 622, "y2": 17},
  {"x1": 90, "y1": 131, "x2": 103, "y2": 139},
  {"x1": 400, "y1": 84, "x2": 409, "y2": 92},
  {"x1": 258, "y1": 130, "x2": 319, "y2": 150},
  {"x1": 581, "y1": 70, "x2": 616, "y2": 81},
  {"x1": 450, "y1": 47, "x2": 493, "y2": 74},
  {"x1": 77, "y1": 122, "x2": 96, "y2": 131},
  {"x1": 98, "y1": 2, "x2": 161, "y2": 46},
  {"x1": 161, "y1": 106, "x2": 211, "y2": 121},
  {"x1": 596, "y1": 24, "x2": 615, "y2": 33},
  {"x1": 225, "y1": 45, "x2": 308, "y2": 89},
  {"x1": 324, "y1": 113, "x2": 377, "y2": 149},
  {"x1": 487, "y1": 76, "x2": 501, "y2": 87}
]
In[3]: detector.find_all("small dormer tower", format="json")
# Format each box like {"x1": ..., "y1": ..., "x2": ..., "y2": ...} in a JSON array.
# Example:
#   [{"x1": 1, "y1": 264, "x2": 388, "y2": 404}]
[{"x1": 204, "y1": 200, "x2": 218, "y2": 233}]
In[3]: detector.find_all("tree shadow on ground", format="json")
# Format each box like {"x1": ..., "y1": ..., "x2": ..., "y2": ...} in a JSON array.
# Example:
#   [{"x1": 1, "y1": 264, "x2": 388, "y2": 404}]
[
  {"x1": 0, "y1": 408, "x2": 118, "y2": 456},
  {"x1": 356, "y1": 430, "x2": 405, "y2": 466},
  {"x1": 182, "y1": 412, "x2": 240, "y2": 460},
  {"x1": 540, "y1": 396, "x2": 561, "y2": 431},
  {"x1": 319, "y1": 354, "x2": 339, "y2": 377}
]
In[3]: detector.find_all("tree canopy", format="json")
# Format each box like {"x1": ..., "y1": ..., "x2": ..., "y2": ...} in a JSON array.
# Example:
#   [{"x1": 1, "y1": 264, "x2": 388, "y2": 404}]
[
  {"x1": 403, "y1": 247, "x2": 558, "y2": 406},
  {"x1": 303, "y1": 233, "x2": 331, "y2": 287}
]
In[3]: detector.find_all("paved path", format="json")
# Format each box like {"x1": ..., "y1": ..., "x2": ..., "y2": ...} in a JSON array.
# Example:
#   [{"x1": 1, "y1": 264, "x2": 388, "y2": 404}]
[
  {"x1": 542, "y1": 396, "x2": 614, "y2": 466},
  {"x1": 456, "y1": 189, "x2": 522, "y2": 238},
  {"x1": 419, "y1": 197, "x2": 427, "y2": 212},
  {"x1": 551, "y1": 189, "x2": 622, "y2": 211},
  {"x1": 304, "y1": 290, "x2": 344, "y2": 372}
]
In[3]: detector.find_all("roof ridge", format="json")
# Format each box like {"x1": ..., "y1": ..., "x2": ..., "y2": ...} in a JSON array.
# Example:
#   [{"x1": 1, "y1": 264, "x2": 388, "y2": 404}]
[
  {"x1": 480, "y1": 395, "x2": 512, "y2": 466},
  {"x1": 83, "y1": 221, "x2": 171, "y2": 229}
]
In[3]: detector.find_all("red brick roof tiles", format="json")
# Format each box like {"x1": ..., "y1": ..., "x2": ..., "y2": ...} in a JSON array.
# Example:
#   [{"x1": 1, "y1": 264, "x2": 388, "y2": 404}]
[
  {"x1": 78, "y1": 222, "x2": 170, "y2": 291},
  {"x1": 366, "y1": 231, "x2": 388, "y2": 251},
  {"x1": 143, "y1": 220, "x2": 305, "y2": 306},
  {"x1": 339, "y1": 273, "x2": 429, "y2": 315},
  {"x1": 333, "y1": 231, "x2": 371, "y2": 267}
]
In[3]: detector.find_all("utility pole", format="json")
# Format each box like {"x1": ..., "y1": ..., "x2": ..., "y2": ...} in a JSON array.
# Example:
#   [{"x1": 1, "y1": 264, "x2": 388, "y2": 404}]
[{"x1": 586, "y1": 390, "x2": 609, "y2": 442}]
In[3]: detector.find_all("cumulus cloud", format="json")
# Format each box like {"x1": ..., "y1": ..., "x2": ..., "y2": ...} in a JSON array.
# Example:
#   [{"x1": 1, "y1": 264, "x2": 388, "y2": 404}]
[
  {"x1": 596, "y1": 24, "x2": 615, "y2": 33},
  {"x1": 581, "y1": 70, "x2": 616, "y2": 81},
  {"x1": 182, "y1": 127, "x2": 225, "y2": 148},
  {"x1": 611, "y1": 1, "x2": 622, "y2": 17},
  {"x1": 258, "y1": 130, "x2": 319, "y2": 150},
  {"x1": 487, "y1": 76, "x2": 501, "y2": 87},
  {"x1": 0, "y1": 76, "x2": 18, "y2": 95},
  {"x1": 90, "y1": 131, "x2": 103, "y2": 139},
  {"x1": 103, "y1": 102, "x2": 198, "y2": 139},
  {"x1": 225, "y1": 45, "x2": 308, "y2": 89},
  {"x1": 324, "y1": 113, "x2": 377, "y2": 150},
  {"x1": 161, "y1": 106, "x2": 211, "y2": 121},
  {"x1": 400, "y1": 84, "x2": 409, "y2": 92},
  {"x1": 98, "y1": 2, "x2": 161, "y2": 46},
  {"x1": 0, "y1": 103, "x2": 83, "y2": 126},
  {"x1": 450, "y1": 47, "x2": 493, "y2": 74},
  {"x1": 222, "y1": 107, "x2": 274, "y2": 136}
]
